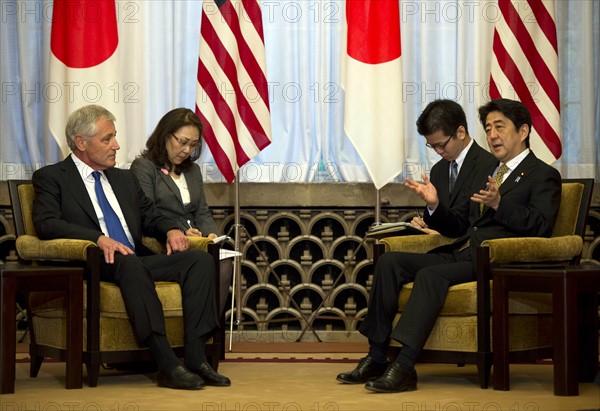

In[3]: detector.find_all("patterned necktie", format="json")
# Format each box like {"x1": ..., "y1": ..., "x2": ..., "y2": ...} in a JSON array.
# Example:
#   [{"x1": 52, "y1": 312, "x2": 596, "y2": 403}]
[
  {"x1": 449, "y1": 160, "x2": 458, "y2": 194},
  {"x1": 479, "y1": 163, "x2": 510, "y2": 215},
  {"x1": 493, "y1": 163, "x2": 510, "y2": 188},
  {"x1": 92, "y1": 171, "x2": 135, "y2": 250},
  {"x1": 463, "y1": 164, "x2": 512, "y2": 252}
]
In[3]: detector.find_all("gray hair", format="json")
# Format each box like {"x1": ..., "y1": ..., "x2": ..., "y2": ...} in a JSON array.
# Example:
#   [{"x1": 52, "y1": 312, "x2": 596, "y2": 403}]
[{"x1": 65, "y1": 105, "x2": 116, "y2": 151}]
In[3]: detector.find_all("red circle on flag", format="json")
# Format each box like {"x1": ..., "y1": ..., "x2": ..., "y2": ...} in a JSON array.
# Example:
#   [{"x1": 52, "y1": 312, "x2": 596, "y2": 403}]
[
  {"x1": 346, "y1": 1, "x2": 401, "y2": 64},
  {"x1": 50, "y1": 0, "x2": 118, "y2": 68}
]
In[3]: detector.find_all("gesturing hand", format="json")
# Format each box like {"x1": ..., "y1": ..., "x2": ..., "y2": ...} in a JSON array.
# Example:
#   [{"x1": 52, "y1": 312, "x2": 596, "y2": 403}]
[
  {"x1": 405, "y1": 173, "x2": 440, "y2": 211},
  {"x1": 471, "y1": 175, "x2": 502, "y2": 210}
]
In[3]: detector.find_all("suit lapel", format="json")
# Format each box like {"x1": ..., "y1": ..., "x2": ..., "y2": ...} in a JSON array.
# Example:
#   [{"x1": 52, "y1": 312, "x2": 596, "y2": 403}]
[
  {"x1": 185, "y1": 166, "x2": 201, "y2": 207},
  {"x1": 450, "y1": 144, "x2": 477, "y2": 204},
  {"x1": 61, "y1": 156, "x2": 100, "y2": 226},
  {"x1": 498, "y1": 152, "x2": 537, "y2": 196},
  {"x1": 477, "y1": 152, "x2": 537, "y2": 218},
  {"x1": 450, "y1": 142, "x2": 485, "y2": 205},
  {"x1": 104, "y1": 168, "x2": 137, "y2": 232},
  {"x1": 437, "y1": 162, "x2": 451, "y2": 205},
  {"x1": 157, "y1": 166, "x2": 184, "y2": 206}
]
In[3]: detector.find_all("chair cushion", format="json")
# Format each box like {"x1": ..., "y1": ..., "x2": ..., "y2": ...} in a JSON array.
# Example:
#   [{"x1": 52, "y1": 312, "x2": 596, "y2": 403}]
[
  {"x1": 397, "y1": 281, "x2": 552, "y2": 316},
  {"x1": 390, "y1": 312, "x2": 553, "y2": 352},
  {"x1": 30, "y1": 281, "x2": 183, "y2": 317},
  {"x1": 29, "y1": 281, "x2": 185, "y2": 351},
  {"x1": 96, "y1": 281, "x2": 183, "y2": 316}
]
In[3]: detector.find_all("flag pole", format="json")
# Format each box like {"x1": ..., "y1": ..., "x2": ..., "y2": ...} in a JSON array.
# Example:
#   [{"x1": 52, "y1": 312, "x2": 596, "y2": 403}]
[
  {"x1": 226, "y1": 169, "x2": 322, "y2": 350},
  {"x1": 375, "y1": 188, "x2": 381, "y2": 225},
  {"x1": 228, "y1": 171, "x2": 243, "y2": 351},
  {"x1": 234, "y1": 171, "x2": 243, "y2": 325}
]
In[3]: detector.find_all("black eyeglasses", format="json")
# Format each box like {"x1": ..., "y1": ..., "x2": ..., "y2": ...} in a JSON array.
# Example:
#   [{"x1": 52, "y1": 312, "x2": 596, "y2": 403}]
[
  {"x1": 171, "y1": 134, "x2": 200, "y2": 149},
  {"x1": 425, "y1": 135, "x2": 453, "y2": 151}
]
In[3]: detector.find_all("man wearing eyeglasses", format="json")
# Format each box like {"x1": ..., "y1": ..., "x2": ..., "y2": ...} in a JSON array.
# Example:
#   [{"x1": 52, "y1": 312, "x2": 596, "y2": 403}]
[
  {"x1": 408, "y1": 99, "x2": 496, "y2": 237},
  {"x1": 337, "y1": 98, "x2": 561, "y2": 393}
]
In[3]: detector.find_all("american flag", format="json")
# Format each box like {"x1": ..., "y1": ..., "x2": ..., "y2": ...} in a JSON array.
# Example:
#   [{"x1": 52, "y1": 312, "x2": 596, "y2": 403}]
[
  {"x1": 489, "y1": 0, "x2": 561, "y2": 163},
  {"x1": 196, "y1": 0, "x2": 271, "y2": 183}
]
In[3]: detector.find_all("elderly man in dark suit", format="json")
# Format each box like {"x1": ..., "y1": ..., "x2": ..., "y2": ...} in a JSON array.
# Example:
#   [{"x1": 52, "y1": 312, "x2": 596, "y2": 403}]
[
  {"x1": 337, "y1": 98, "x2": 562, "y2": 393},
  {"x1": 32, "y1": 105, "x2": 230, "y2": 390}
]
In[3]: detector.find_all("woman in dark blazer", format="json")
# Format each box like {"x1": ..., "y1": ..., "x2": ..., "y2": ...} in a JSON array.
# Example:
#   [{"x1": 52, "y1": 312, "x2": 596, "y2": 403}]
[{"x1": 130, "y1": 108, "x2": 232, "y2": 313}]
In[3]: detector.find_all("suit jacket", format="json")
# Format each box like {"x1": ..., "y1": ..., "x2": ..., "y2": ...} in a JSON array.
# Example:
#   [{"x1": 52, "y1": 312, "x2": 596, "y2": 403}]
[
  {"x1": 32, "y1": 155, "x2": 180, "y2": 256},
  {"x1": 427, "y1": 151, "x2": 562, "y2": 257},
  {"x1": 425, "y1": 140, "x2": 496, "y2": 237},
  {"x1": 130, "y1": 157, "x2": 219, "y2": 235}
]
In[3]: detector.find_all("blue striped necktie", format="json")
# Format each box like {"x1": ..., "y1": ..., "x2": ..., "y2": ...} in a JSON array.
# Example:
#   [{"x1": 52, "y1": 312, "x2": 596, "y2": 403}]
[{"x1": 92, "y1": 171, "x2": 135, "y2": 251}]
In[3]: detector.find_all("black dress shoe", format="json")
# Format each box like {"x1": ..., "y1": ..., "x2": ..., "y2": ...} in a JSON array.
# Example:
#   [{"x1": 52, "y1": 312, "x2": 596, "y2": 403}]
[
  {"x1": 365, "y1": 363, "x2": 417, "y2": 393},
  {"x1": 157, "y1": 365, "x2": 205, "y2": 390},
  {"x1": 189, "y1": 362, "x2": 231, "y2": 386},
  {"x1": 336, "y1": 356, "x2": 391, "y2": 384}
]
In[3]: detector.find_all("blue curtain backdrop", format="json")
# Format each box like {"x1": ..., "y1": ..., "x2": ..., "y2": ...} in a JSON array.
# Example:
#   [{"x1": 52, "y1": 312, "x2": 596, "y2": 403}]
[{"x1": 1, "y1": 0, "x2": 599, "y2": 183}]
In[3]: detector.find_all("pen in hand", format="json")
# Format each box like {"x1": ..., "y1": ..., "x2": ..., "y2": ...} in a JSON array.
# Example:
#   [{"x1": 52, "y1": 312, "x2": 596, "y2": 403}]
[
  {"x1": 186, "y1": 220, "x2": 202, "y2": 237},
  {"x1": 413, "y1": 208, "x2": 427, "y2": 229}
]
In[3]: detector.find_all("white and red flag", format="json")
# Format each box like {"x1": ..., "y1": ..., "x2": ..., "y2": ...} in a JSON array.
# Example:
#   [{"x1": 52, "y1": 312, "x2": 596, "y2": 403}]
[
  {"x1": 48, "y1": 0, "x2": 128, "y2": 161},
  {"x1": 489, "y1": 0, "x2": 561, "y2": 163},
  {"x1": 342, "y1": 0, "x2": 405, "y2": 190},
  {"x1": 196, "y1": 0, "x2": 271, "y2": 183}
]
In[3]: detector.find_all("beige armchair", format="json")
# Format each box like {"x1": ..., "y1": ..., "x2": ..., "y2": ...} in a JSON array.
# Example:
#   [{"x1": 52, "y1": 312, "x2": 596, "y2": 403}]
[
  {"x1": 9, "y1": 180, "x2": 224, "y2": 387},
  {"x1": 374, "y1": 178, "x2": 594, "y2": 388}
]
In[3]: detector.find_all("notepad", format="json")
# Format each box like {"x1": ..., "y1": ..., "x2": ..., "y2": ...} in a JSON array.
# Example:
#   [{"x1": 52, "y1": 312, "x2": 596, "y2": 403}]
[{"x1": 366, "y1": 222, "x2": 428, "y2": 239}]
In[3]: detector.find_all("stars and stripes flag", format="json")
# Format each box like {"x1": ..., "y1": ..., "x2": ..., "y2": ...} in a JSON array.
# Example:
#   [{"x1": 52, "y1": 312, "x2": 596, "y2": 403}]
[
  {"x1": 341, "y1": 0, "x2": 405, "y2": 190},
  {"x1": 48, "y1": 0, "x2": 129, "y2": 162},
  {"x1": 489, "y1": 0, "x2": 562, "y2": 163},
  {"x1": 196, "y1": 0, "x2": 272, "y2": 183}
]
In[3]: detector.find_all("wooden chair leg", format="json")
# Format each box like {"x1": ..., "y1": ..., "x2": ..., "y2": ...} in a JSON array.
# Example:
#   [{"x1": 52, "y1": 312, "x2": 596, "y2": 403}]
[
  {"x1": 86, "y1": 359, "x2": 101, "y2": 387},
  {"x1": 476, "y1": 354, "x2": 492, "y2": 389},
  {"x1": 29, "y1": 354, "x2": 44, "y2": 378}
]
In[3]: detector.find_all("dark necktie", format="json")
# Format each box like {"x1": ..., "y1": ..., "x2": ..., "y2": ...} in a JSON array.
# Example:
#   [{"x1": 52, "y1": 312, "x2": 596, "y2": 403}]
[
  {"x1": 449, "y1": 160, "x2": 458, "y2": 194},
  {"x1": 92, "y1": 171, "x2": 135, "y2": 250}
]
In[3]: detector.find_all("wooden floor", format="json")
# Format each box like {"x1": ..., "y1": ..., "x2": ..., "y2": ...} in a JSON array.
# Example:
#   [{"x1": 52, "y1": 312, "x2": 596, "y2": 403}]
[{"x1": 5, "y1": 343, "x2": 600, "y2": 411}]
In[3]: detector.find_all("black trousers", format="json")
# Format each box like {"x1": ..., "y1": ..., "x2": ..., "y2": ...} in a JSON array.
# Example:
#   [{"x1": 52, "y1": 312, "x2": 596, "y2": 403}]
[
  {"x1": 100, "y1": 249, "x2": 218, "y2": 344},
  {"x1": 359, "y1": 249, "x2": 475, "y2": 356}
]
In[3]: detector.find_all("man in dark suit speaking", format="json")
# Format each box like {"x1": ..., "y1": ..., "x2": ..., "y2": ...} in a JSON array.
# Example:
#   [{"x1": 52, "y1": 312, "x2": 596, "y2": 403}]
[
  {"x1": 337, "y1": 98, "x2": 562, "y2": 393},
  {"x1": 32, "y1": 105, "x2": 230, "y2": 390}
]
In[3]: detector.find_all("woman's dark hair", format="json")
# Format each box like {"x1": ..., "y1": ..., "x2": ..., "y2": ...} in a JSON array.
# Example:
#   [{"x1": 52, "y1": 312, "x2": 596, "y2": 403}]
[
  {"x1": 140, "y1": 108, "x2": 203, "y2": 174},
  {"x1": 478, "y1": 98, "x2": 531, "y2": 148}
]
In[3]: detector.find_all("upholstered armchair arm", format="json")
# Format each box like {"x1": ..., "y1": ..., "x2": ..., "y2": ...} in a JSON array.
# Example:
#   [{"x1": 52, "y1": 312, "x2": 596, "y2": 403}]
[
  {"x1": 188, "y1": 237, "x2": 212, "y2": 251},
  {"x1": 15, "y1": 235, "x2": 95, "y2": 261},
  {"x1": 481, "y1": 235, "x2": 583, "y2": 264},
  {"x1": 380, "y1": 234, "x2": 455, "y2": 253},
  {"x1": 142, "y1": 236, "x2": 212, "y2": 254}
]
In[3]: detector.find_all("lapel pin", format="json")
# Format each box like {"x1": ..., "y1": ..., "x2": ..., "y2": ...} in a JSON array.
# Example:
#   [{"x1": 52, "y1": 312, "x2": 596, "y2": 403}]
[{"x1": 515, "y1": 172, "x2": 525, "y2": 183}]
